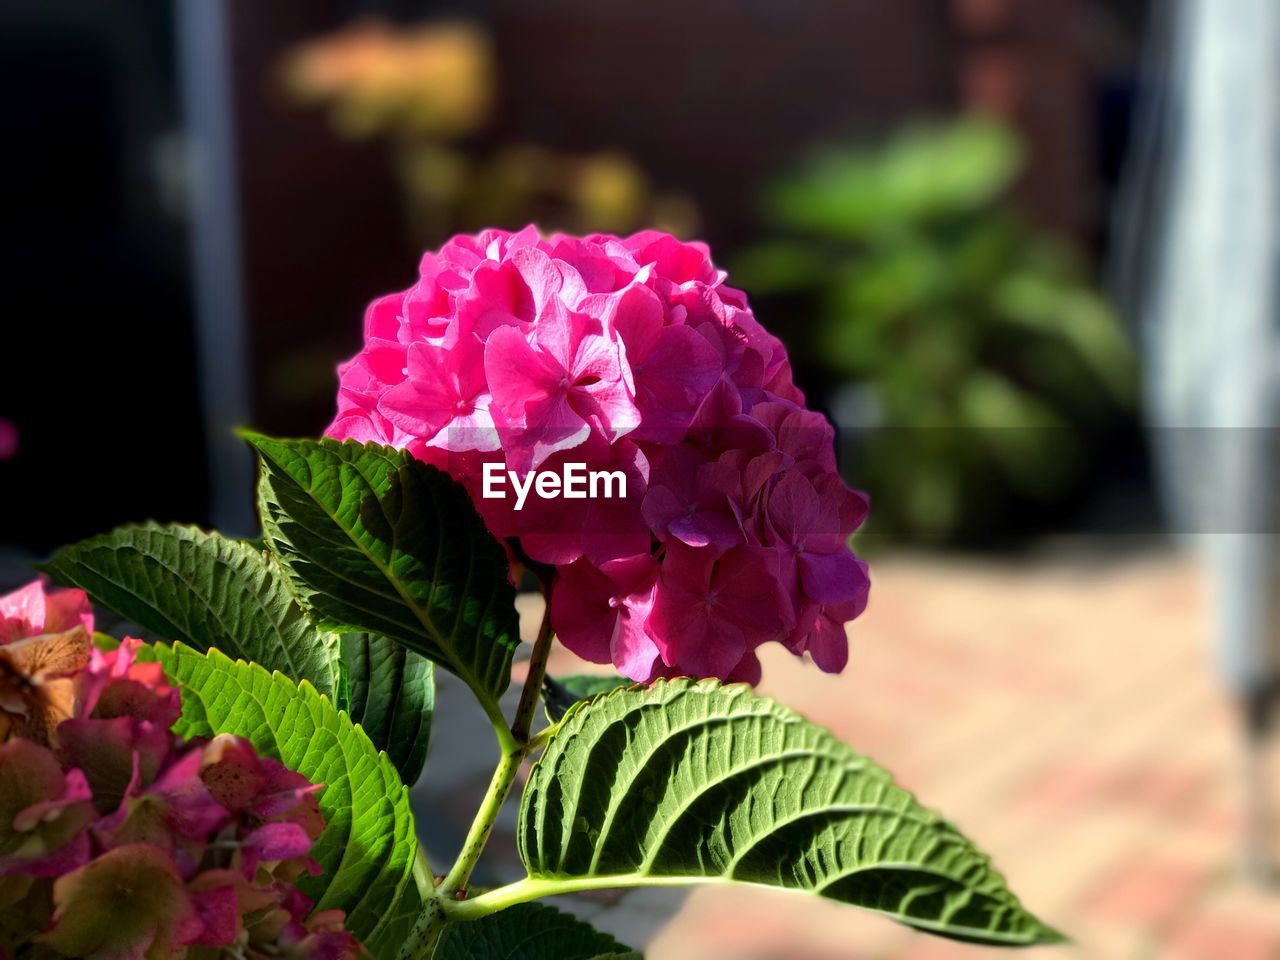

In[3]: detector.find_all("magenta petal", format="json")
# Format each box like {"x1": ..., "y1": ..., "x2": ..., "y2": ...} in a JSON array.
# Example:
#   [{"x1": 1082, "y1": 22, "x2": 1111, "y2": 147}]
[
  {"x1": 41, "y1": 587, "x2": 94, "y2": 636},
  {"x1": 629, "y1": 325, "x2": 722, "y2": 444},
  {"x1": 550, "y1": 560, "x2": 620, "y2": 664},
  {"x1": 606, "y1": 283, "x2": 664, "y2": 359},
  {"x1": 672, "y1": 605, "x2": 747, "y2": 679},
  {"x1": 640, "y1": 485, "x2": 687, "y2": 542},
  {"x1": 189, "y1": 881, "x2": 240, "y2": 947},
  {"x1": 612, "y1": 612, "x2": 661, "y2": 682},
  {"x1": 485, "y1": 325, "x2": 556, "y2": 415},
  {"x1": 766, "y1": 471, "x2": 822, "y2": 545},
  {"x1": 609, "y1": 594, "x2": 661, "y2": 682},
  {"x1": 362, "y1": 292, "x2": 403, "y2": 341},
  {"x1": 808, "y1": 613, "x2": 851, "y2": 673},
  {"x1": 714, "y1": 545, "x2": 792, "y2": 644},
  {"x1": 651, "y1": 544, "x2": 750, "y2": 679},
  {"x1": 509, "y1": 394, "x2": 592, "y2": 473},
  {"x1": 511, "y1": 246, "x2": 566, "y2": 315},
  {"x1": 241, "y1": 821, "x2": 313, "y2": 877},
  {"x1": 798, "y1": 550, "x2": 870, "y2": 607},
  {"x1": 152, "y1": 751, "x2": 231, "y2": 841},
  {"x1": 377, "y1": 381, "x2": 449, "y2": 439},
  {"x1": 726, "y1": 649, "x2": 763, "y2": 685}
]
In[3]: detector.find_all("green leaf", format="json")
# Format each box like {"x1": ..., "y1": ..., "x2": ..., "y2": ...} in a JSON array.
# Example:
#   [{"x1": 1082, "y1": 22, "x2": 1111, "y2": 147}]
[
  {"x1": 543, "y1": 674, "x2": 634, "y2": 722},
  {"x1": 42, "y1": 523, "x2": 336, "y2": 697},
  {"x1": 42, "y1": 522, "x2": 436, "y2": 785},
  {"x1": 246, "y1": 434, "x2": 518, "y2": 703},
  {"x1": 155, "y1": 643, "x2": 422, "y2": 958},
  {"x1": 341, "y1": 632, "x2": 434, "y2": 785},
  {"x1": 435, "y1": 902, "x2": 637, "y2": 960},
  {"x1": 519, "y1": 680, "x2": 1061, "y2": 947}
]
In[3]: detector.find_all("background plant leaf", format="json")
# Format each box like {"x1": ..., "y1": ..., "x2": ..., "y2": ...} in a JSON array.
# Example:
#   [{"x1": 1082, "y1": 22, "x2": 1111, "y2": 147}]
[
  {"x1": 340, "y1": 632, "x2": 434, "y2": 784},
  {"x1": 246, "y1": 434, "x2": 518, "y2": 703},
  {"x1": 42, "y1": 523, "x2": 336, "y2": 697},
  {"x1": 519, "y1": 679, "x2": 1061, "y2": 947},
  {"x1": 543, "y1": 673, "x2": 634, "y2": 722},
  {"x1": 435, "y1": 902, "x2": 637, "y2": 960},
  {"x1": 154, "y1": 643, "x2": 422, "y2": 958}
]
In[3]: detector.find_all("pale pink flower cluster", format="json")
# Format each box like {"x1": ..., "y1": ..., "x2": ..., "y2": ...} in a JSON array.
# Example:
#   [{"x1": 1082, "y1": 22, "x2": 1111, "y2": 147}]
[{"x1": 327, "y1": 228, "x2": 870, "y2": 682}]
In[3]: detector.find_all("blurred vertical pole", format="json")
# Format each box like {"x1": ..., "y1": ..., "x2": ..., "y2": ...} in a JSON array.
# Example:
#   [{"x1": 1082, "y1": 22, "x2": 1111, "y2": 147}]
[
  {"x1": 175, "y1": 0, "x2": 255, "y2": 535},
  {"x1": 1120, "y1": 0, "x2": 1280, "y2": 883}
]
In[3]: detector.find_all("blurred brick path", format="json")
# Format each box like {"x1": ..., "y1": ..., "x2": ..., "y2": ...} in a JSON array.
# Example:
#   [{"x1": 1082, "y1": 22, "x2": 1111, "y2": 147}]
[{"x1": 420, "y1": 549, "x2": 1280, "y2": 959}]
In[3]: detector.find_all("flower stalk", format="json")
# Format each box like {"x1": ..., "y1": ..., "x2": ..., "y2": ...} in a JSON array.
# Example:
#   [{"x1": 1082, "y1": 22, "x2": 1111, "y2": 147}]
[
  {"x1": 437, "y1": 573, "x2": 556, "y2": 902},
  {"x1": 511, "y1": 573, "x2": 557, "y2": 745}
]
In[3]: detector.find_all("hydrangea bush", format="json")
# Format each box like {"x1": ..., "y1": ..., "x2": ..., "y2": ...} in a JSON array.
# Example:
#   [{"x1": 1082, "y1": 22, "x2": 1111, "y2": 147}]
[{"x1": 18, "y1": 229, "x2": 1061, "y2": 958}]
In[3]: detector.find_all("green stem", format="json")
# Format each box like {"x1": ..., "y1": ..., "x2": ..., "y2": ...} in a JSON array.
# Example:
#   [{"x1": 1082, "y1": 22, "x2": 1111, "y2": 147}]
[
  {"x1": 398, "y1": 842, "x2": 443, "y2": 958},
  {"x1": 442, "y1": 875, "x2": 707, "y2": 922},
  {"x1": 510, "y1": 573, "x2": 556, "y2": 744},
  {"x1": 438, "y1": 583, "x2": 556, "y2": 898},
  {"x1": 483, "y1": 691, "x2": 520, "y2": 756},
  {"x1": 525, "y1": 715, "x2": 563, "y2": 754},
  {"x1": 412, "y1": 844, "x2": 436, "y2": 900},
  {"x1": 437, "y1": 747, "x2": 521, "y2": 896},
  {"x1": 399, "y1": 895, "x2": 448, "y2": 960}
]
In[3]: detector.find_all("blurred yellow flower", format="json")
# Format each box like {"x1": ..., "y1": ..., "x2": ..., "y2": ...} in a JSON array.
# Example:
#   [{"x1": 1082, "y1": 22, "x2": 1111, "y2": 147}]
[{"x1": 281, "y1": 19, "x2": 492, "y2": 140}]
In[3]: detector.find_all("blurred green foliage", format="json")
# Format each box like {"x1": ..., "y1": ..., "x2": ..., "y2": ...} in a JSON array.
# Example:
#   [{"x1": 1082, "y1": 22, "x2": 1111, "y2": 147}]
[{"x1": 736, "y1": 118, "x2": 1137, "y2": 543}]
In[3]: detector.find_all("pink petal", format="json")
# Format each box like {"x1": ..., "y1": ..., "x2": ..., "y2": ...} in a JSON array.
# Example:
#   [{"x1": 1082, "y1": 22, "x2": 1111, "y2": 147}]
[
  {"x1": 243, "y1": 822, "x2": 314, "y2": 864},
  {"x1": 188, "y1": 879, "x2": 241, "y2": 947}
]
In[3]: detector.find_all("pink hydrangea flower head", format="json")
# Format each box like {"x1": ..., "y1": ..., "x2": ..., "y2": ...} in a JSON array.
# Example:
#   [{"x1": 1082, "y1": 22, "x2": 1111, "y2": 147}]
[{"x1": 327, "y1": 227, "x2": 871, "y2": 681}]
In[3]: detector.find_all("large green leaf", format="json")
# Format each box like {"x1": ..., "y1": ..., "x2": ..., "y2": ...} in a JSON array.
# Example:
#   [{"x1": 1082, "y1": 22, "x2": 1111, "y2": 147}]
[
  {"x1": 155, "y1": 643, "x2": 422, "y2": 958},
  {"x1": 246, "y1": 434, "x2": 518, "y2": 703},
  {"x1": 42, "y1": 523, "x2": 435, "y2": 785},
  {"x1": 519, "y1": 680, "x2": 1061, "y2": 947},
  {"x1": 435, "y1": 903, "x2": 637, "y2": 959},
  {"x1": 42, "y1": 523, "x2": 335, "y2": 697},
  {"x1": 340, "y1": 632, "x2": 434, "y2": 784}
]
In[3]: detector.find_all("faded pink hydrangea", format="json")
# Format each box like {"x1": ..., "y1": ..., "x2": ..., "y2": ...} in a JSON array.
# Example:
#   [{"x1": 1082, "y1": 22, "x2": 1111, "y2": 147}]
[
  {"x1": 0, "y1": 580, "x2": 360, "y2": 960},
  {"x1": 327, "y1": 227, "x2": 870, "y2": 682},
  {"x1": 0, "y1": 578, "x2": 95, "y2": 745},
  {"x1": 0, "y1": 578, "x2": 93, "y2": 647}
]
